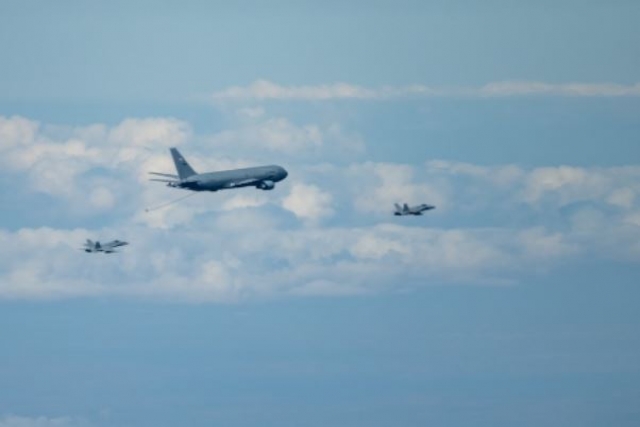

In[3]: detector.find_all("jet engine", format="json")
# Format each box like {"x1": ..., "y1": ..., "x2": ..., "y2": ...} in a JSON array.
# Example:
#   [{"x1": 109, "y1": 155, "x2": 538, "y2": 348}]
[{"x1": 257, "y1": 180, "x2": 275, "y2": 190}]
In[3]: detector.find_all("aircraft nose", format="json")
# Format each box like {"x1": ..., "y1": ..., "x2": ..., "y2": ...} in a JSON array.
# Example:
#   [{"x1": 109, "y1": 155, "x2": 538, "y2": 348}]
[{"x1": 279, "y1": 167, "x2": 288, "y2": 180}]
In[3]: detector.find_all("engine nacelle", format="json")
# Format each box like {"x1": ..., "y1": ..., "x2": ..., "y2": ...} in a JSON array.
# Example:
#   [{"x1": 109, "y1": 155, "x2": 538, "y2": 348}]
[{"x1": 257, "y1": 180, "x2": 275, "y2": 190}]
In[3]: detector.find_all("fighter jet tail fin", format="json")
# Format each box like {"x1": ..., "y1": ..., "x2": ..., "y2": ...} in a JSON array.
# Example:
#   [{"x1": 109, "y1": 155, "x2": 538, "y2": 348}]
[{"x1": 170, "y1": 148, "x2": 197, "y2": 180}]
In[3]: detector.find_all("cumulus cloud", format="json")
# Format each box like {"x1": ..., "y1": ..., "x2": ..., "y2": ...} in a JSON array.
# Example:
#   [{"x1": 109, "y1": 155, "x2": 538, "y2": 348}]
[
  {"x1": 625, "y1": 212, "x2": 640, "y2": 227},
  {"x1": 211, "y1": 80, "x2": 640, "y2": 101},
  {"x1": 2, "y1": 114, "x2": 640, "y2": 302},
  {"x1": 425, "y1": 160, "x2": 640, "y2": 211},
  {"x1": 0, "y1": 204, "x2": 636, "y2": 301},
  {"x1": 350, "y1": 232, "x2": 410, "y2": 260},
  {"x1": 0, "y1": 116, "x2": 39, "y2": 147},
  {"x1": 0, "y1": 116, "x2": 191, "y2": 210},
  {"x1": 107, "y1": 118, "x2": 191, "y2": 149},
  {"x1": 0, "y1": 115, "x2": 246, "y2": 229},
  {"x1": 221, "y1": 194, "x2": 269, "y2": 211},
  {"x1": 282, "y1": 183, "x2": 334, "y2": 223},
  {"x1": 607, "y1": 188, "x2": 636, "y2": 209},
  {"x1": 350, "y1": 162, "x2": 447, "y2": 214},
  {"x1": 89, "y1": 187, "x2": 116, "y2": 210},
  {"x1": 426, "y1": 160, "x2": 525, "y2": 187},
  {"x1": 518, "y1": 227, "x2": 578, "y2": 259},
  {"x1": 522, "y1": 166, "x2": 640, "y2": 207},
  {"x1": 205, "y1": 113, "x2": 364, "y2": 159},
  {"x1": 210, "y1": 117, "x2": 322, "y2": 153}
]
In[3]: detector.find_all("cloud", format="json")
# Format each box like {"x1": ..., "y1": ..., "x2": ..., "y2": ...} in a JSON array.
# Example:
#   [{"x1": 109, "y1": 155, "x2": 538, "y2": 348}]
[
  {"x1": 350, "y1": 162, "x2": 448, "y2": 214},
  {"x1": 0, "y1": 415, "x2": 88, "y2": 427},
  {"x1": 350, "y1": 232, "x2": 410, "y2": 260},
  {"x1": 2, "y1": 114, "x2": 640, "y2": 302},
  {"x1": 282, "y1": 183, "x2": 334, "y2": 222},
  {"x1": 211, "y1": 79, "x2": 379, "y2": 101},
  {"x1": 89, "y1": 187, "x2": 116, "y2": 209},
  {"x1": 221, "y1": 194, "x2": 269, "y2": 211},
  {"x1": 0, "y1": 116, "x2": 191, "y2": 208},
  {"x1": 0, "y1": 200, "x2": 636, "y2": 302},
  {"x1": 107, "y1": 118, "x2": 191, "y2": 149},
  {"x1": 210, "y1": 80, "x2": 640, "y2": 101},
  {"x1": 425, "y1": 160, "x2": 640, "y2": 211},
  {"x1": 521, "y1": 166, "x2": 640, "y2": 207},
  {"x1": 204, "y1": 113, "x2": 365, "y2": 158},
  {"x1": 426, "y1": 160, "x2": 525, "y2": 187},
  {"x1": 0, "y1": 116, "x2": 39, "y2": 147},
  {"x1": 477, "y1": 81, "x2": 640, "y2": 97},
  {"x1": 518, "y1": 227, "x2": 578, "y2": 259},
  {"x1": 607, "y1": 188, "x2": 636, "y2": 209},
  {"x1": 212, "y1": 117, "x2": 322, "y2": 153}
]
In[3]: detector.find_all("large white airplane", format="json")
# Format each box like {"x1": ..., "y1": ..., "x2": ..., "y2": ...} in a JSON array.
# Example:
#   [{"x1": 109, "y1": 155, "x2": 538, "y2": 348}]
[
  {"x1": 83, "y1": 239, "x2": 128, "y2": 253},
  {"x1": 150, "y1": 148, "x2": 288, "y2": 192},
  {"x1": 394, "y1": 203, "x2": 435, "y2": 216}
]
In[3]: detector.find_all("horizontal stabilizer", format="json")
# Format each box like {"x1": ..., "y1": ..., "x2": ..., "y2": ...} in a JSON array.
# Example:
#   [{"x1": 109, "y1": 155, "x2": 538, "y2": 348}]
[
  {"x1": 149, "y1": 178, "x2": 178, "y2": 183},
  {"x1": 149, "y1": 172, "x2": 179, "y2": 179}
]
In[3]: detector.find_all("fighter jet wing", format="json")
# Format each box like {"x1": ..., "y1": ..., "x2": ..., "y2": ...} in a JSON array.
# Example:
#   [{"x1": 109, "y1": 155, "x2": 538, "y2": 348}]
[{"x1": 100, "y1": 240, "x2": 128, "y2": 251}]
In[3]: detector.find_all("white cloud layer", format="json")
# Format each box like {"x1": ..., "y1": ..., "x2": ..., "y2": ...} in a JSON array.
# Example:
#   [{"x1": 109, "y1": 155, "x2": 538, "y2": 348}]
[
  {"x1": 1, "y1": 115, "x2": 639, "y2": 302},
  {"x1": 211, "y1": 80, "x2": 640, "y2": 101},
  {"x1": 0, "y1": 415, "x2": 88, "y2": 427},
  {"x1": 282, "y1": 183, "x2": 334, "y2": 222},
  {"x1": 204, "y1": 115, "x2": 365, "y2": 159},
  {"x1": 0, "y1": 116, "x2": 191, "y2": 208}
]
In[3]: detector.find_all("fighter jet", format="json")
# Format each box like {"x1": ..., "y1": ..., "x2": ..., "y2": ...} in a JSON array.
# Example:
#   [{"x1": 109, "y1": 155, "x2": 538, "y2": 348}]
[
  {"x1": 394, "y1": 203, "x2": 435, "y2": 216},
  {"x1": 149, "y1": 148, "x2": 288, "y2": 192},
  {"x1": 83, "y1": 239, "x2": 128, "y2": 253}
]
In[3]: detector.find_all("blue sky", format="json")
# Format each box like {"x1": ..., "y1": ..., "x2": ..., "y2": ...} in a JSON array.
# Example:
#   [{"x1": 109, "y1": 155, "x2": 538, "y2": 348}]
[{"x1": 0, "y1": 1, "x2": 639, "y2": 426}]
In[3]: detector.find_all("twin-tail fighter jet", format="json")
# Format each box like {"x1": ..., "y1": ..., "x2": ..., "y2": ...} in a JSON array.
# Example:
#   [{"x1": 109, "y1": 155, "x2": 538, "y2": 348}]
[
  {"x1": 394, "y1": 203, "x2": 435, "y2": 216},
  {"x1": 83, "y1": 239, "x2": 128, "y2": 253},
  {"x1": 149, "y1": 148, "x2": 288, "y2": 192}
]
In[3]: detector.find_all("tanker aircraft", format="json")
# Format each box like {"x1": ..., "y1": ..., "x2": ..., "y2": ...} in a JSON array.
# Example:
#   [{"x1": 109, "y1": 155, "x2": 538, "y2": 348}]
[{"x1": 150, "y1": 148, "x2": 288, "y2": 192}]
